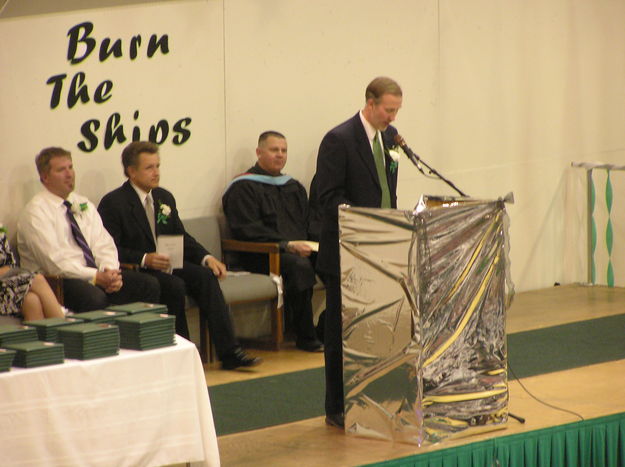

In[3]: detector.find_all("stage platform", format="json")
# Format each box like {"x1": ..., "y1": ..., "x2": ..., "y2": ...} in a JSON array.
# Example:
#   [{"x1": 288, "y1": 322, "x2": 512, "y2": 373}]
[{"x1": 204, "y1": 285, "x2": 625, "y2": 466}]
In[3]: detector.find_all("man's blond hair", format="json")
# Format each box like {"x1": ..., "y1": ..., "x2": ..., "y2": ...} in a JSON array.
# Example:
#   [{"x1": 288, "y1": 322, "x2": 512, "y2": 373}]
[
  {"x1": 365, "y1": 77, "x2": 403, "y2": 103},
  {"x1": 35, "y1": 147, "x2": 72, "y2": 177}
]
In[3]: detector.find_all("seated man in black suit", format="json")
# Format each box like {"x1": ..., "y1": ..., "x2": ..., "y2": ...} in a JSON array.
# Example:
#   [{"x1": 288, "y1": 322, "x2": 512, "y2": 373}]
[
  {"x1": 98, "y1": 141, "x2": 261, "y2": 370},
  {"x1": 222, "y1": 131, "x2": 323, "y2": 352},
  {"x1": 17, "y1": 146, "x2": 160, "y2": 313}
]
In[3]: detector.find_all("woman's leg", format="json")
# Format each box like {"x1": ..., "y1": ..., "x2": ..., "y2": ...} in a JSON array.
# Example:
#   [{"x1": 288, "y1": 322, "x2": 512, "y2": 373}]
[
  {"x1": 20, "y1": 292, "x2": 44, "y2": 321},
  {"x1": 29, "y1": 274, "x2": 64, "y2": 318}
]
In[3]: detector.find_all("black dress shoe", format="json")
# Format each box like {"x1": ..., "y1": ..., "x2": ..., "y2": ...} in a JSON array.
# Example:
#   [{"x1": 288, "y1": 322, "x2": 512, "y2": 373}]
[
  {"x1": 221, "y1": 348, "x2": 262, "y2": 370},
  {"x1": 296, "y1": 339, "x2": 324, "y2": 352},
  {"x1": 325, "y1": 412, "x2": 344, "y2": 428}
]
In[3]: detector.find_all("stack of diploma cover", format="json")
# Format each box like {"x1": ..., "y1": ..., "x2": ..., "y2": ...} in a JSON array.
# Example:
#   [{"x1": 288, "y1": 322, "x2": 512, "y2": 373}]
[
  {"x1": 57, "y1": 323, "x2": 120, "y2": 360},
  {"x1": 4, "y1": 341, "x2": 65, "y2": 368},
  {"x1": 73, "y1": 310, "x2": 126, "y2": 324},
  {"x1": 0, "y1": 348, "x2": 16, "y2": 372},
  {"x1": 115, "y1": 313, "x2": 176, "y2": 350},
  {"x1": 0, "y1": 324, "x2": 38, "y2": 346},
  {"x1": 105, "y1": 302, "x2": 168, "y2": 316},
  {"x1": 23, "y1": 317, "x2": 84, "y2": 342}
]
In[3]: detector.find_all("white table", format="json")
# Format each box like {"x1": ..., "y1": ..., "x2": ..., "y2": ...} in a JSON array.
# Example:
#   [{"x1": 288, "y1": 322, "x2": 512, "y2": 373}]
[{"x1": 0, "y1": 336, "x2": 220, "y2": 467}]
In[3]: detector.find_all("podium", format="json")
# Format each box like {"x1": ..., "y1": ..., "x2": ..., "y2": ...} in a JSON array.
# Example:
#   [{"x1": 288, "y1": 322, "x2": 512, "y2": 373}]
[{"x1": 339, "y1": 195, "x2": 514, "y2": 445}]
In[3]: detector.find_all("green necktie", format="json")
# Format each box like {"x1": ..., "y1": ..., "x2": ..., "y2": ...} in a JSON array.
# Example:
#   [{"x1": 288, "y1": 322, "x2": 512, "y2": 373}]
[{"x1": 373, "y1": 132, "x2": 391, "y2": 208}]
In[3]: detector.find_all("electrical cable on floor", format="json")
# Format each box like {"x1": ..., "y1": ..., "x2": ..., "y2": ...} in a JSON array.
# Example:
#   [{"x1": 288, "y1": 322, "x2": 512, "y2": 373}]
[{"x1": 508, "y1": 362, "x2": 585, "y2": 422}]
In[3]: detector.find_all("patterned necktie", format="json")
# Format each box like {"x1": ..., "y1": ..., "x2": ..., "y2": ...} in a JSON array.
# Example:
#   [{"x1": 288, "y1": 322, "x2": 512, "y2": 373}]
[
  {"x1": 145, "y1": 194, "x2": 156, "y2": 242},
  {"x1": 373, "y1": 132, "x2": 391, "y2": 208},
  {"x1": 63, "y1": 200, "x2": 97, "y2": 268}
]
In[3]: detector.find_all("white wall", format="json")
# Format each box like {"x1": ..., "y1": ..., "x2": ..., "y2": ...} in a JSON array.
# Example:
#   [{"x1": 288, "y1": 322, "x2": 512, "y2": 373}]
[{"x1": 1, "y1": 0, "x2": 625, "y2": 291}]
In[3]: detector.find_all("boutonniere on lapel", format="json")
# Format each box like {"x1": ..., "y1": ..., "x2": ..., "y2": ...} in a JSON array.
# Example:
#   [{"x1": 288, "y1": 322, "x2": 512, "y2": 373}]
[
  {"x1": 70, "y1": 202, "x2": 89, "y2": 218},
  {"x1": 386, "y1": 146, "x2": 406, "y2": 174},
  {"x1": 157, "y1": 202, "x2": 171, "y2": 225}
]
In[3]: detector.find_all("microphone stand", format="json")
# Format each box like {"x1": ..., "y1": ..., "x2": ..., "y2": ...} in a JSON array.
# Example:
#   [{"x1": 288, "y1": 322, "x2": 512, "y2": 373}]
[
  {"x1": 394, "y1": 134, "x2": 468, "y2": 197},
  {"x1": 404, "y1": 150, "x2": 468, "y2": 198}
]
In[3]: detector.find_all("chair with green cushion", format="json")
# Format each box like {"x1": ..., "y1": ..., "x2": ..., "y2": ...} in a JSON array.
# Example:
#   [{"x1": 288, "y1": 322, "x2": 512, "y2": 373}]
[{"x1": 183, "y1": 215, "x2": 283, "y2": 362}]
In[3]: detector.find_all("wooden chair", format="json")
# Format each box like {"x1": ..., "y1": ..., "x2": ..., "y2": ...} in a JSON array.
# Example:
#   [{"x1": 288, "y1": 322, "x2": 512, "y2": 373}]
[
  {"x1": 44, "y1": 275, "x2": 64, "y2": 306},
  {"x1": 9, "y1": 238, "x2": 65, "y2": 307}
]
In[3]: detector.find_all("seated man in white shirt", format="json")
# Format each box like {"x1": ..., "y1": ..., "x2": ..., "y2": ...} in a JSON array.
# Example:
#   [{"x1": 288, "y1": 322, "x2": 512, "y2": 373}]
[{"x1": 17, "y1": 147, "x2": 160, "y2": 313}]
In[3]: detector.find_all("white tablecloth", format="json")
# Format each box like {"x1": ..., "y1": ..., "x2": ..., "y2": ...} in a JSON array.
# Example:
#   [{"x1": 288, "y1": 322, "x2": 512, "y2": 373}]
[{"x1": 0, "y1": 336, "x2": 220, "y2": 467}]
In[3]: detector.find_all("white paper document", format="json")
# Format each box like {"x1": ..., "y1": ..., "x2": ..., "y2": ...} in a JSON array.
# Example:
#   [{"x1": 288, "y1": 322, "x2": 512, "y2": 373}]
[{"x1": 157, "y1": 235, "x2": 184, "y2": 270}]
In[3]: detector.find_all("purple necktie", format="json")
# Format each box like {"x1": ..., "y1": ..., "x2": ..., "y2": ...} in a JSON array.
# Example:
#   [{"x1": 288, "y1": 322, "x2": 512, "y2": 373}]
[{"x1": 63, "y1": 200, "x2": 97, "y2": 268}]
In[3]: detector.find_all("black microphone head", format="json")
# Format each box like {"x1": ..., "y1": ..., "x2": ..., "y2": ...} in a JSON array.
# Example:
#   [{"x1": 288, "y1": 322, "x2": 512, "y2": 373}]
[{"x1": 393, "y1": 133, "x2": 406, "y2": 148}]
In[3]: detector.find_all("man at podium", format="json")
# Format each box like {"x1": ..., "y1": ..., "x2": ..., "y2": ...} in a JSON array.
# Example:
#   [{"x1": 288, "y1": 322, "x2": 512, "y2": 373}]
[{"x1": 313, "y1": 76, "x2": 403, "y2": 428}]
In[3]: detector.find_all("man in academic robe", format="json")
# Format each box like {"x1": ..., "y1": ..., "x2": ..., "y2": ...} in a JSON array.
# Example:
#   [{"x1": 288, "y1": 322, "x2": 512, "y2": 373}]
[
  {"x1": 98, "y1": 141, "x2": 261, "y2": 370},
  {"x1": 313, "y1": 77, "x2": 403, "y2": 428},
  {"x1": 222, "y1": 131, "x2": 323, "y2": 352}
]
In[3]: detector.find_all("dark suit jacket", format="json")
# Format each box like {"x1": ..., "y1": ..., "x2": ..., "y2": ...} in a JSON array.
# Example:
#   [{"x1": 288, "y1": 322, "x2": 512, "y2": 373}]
[
  {"x1": 314, "y1": 112, "x2": 399, "y2": 275},
  {"x1": 98, "y1": 181, "x2": 209, "y2": 266}
]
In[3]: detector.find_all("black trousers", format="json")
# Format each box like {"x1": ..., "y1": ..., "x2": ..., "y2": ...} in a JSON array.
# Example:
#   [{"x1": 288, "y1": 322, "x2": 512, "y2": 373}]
[
  {"x1": 323, "y1": 273, "x2": 344, "y2": 416},
  {"x1": 280, "y1": 253, "x2": 317, "y2": 342},
  {"x1": 145, "y1": 261, "x2": 239, "y2": 360},
  {"x1": 142, "y1": 269, "x2": 189, "y2": 339},
  {"x1": 63, "y1": 270, "x2": 160, "y2": 314}
]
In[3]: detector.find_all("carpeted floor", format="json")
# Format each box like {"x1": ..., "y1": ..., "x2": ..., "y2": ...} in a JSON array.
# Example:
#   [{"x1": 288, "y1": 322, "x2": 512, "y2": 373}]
[
  {"x1": 507, "y1": 314, "x2": 625, "y2": 378},
  {"x1": 208, "y1": 313, "x2": 625, "y2": 436}
]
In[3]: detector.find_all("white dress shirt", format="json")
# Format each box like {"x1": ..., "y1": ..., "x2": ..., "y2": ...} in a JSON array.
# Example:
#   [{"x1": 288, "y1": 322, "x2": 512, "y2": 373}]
[
  {"x1": 129, "y1": 182, "x2": 155, "y2": 268},
  {"x1": 129, "y1": 182, "x2": 151, "y2": 216},
  {"x1": 359, "y1": 110, "x2": 386, "y2": 167},
  {"x1": 17, "y1": 189, "x2": 120, "y2": 282}
]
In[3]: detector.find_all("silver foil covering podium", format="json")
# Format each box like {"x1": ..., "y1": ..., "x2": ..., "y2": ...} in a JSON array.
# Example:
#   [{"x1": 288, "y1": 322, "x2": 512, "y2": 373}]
[{"x1": 340, "y1": 195, "x2": 514, "y2": 445}]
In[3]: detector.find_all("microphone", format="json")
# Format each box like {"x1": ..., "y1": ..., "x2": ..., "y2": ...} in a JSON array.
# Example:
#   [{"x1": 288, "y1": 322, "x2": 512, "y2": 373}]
[{"x1": 393, "y1": 134, "x2": 420, "y2": 164}]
